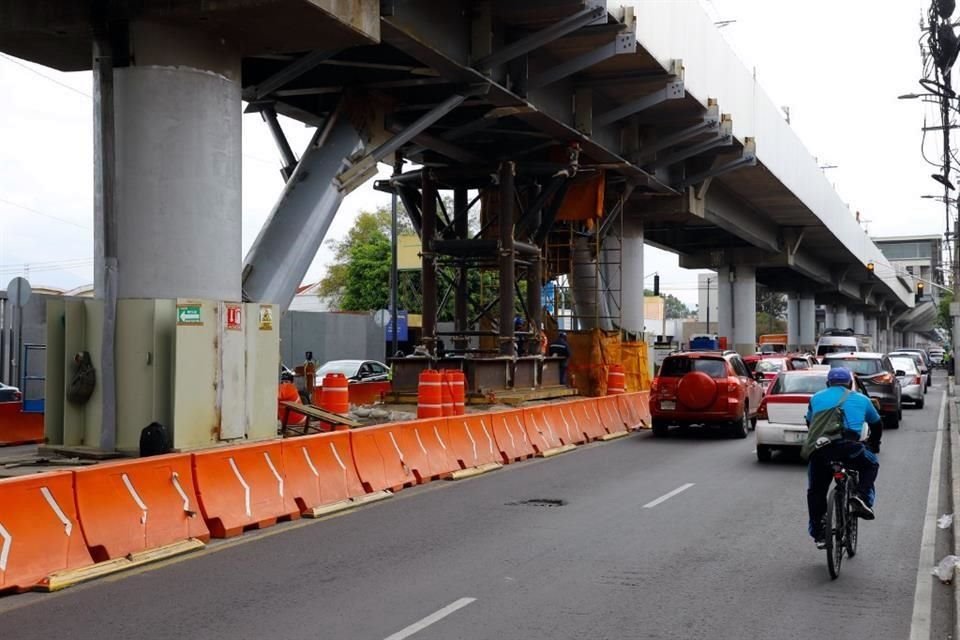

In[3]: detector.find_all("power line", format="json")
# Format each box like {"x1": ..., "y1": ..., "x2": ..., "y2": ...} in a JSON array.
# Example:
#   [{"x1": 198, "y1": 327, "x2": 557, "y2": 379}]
[
  {"x1": 0, "y1": 53, "x2": 92, "y2": 99},
  {"x1": 0, "y1": 197, "x2": 91, "y2": 229}
]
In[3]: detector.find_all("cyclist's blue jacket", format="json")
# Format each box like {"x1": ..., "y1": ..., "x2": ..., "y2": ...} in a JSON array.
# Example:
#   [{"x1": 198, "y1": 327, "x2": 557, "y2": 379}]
[{"x1": 805, "y1": 386, "x2": 881, "y2": 438}]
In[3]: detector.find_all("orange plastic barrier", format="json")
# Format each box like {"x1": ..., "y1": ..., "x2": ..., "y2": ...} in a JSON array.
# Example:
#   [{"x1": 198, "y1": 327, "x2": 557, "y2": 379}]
[
  {"x1": 281, "y1": 431, "x2": 367, "y2": 514},
  {"x1": 0, "y1": 472, "x2": 93, "y2": 593},
  {"x1": 400, "y1": 417, "x2": 460, "y2": 480},
  {"x1": 521, "y1": 405, "x2": 564, "y2": 454},
  {"x1": 73, "y1": 454, "x2": 209, "y2": 562},
  {"x1": 446, "y1": 414, "x2": 502, "y2": 469},
  {"x1": 569, "y1": 399, "x2": 607, "y2": 441},
  {"x1": 312, "y1": 381, "x2": 392, "y2": 408},
  {"x1": 192, "y1": 441, "x2": 300, "y2": 538},
  {"x1": 618, "y1": 391, "x2": 651, "y2": 430},
  {"x1": 417, "y1": 370, "x2": 443, "y2": 418},
  {"x1": 488, "y1": 410, "x2": 536, "y2": 462},
  {"x1": 320, "y1": 373, "x2": 350, "y2": 414},
  {"x1": 350, "y1": 424, "x2": 416, "y2": 492},
  {"x1": 544, "y1": 403, "x2": 586, "y2": 445},
  {"x1": 598, "y1": 395, "x2": 628, "y2": 434},
  {"x1": 0, "y1": 402, "x2": 44, "y2": 446}
]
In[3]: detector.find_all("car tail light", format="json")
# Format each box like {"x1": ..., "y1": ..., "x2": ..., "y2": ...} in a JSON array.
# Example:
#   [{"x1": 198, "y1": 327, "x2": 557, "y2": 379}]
[
  {"x1": 914, "y1": 376, "x2": 922, "y2": 385},
  {"x1": 651, "y1": 378, "x2": 660, "y2": 393},
  {"x1": 13, "y1": 390, "x2": 21, "y2": 401},
  {"x1": 873, "y1": 372, "x2": 894, "y2": 384},
  {"x1": 727, "y1": 377, "x2": 740, "y2": 393},
  {"x1": 757, "y1": 399, "x2": 768, "y2": 421}
]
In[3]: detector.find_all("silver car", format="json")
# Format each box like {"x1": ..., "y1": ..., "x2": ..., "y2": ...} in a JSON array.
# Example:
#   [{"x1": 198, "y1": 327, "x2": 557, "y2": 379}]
[{"x1": 890, "y1": 355, "x2": 924, "y2": 409}]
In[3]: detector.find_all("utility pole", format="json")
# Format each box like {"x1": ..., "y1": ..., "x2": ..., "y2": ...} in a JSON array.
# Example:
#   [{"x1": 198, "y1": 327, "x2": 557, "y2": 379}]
[{"x1": 706, "y1": 277, "x2": 712, "y2": 335}]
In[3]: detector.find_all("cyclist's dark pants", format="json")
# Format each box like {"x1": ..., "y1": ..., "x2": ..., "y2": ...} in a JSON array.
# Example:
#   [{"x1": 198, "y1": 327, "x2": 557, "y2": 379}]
[{"x1": 807, "y1": 440, "x2": 879, "y2": 538}]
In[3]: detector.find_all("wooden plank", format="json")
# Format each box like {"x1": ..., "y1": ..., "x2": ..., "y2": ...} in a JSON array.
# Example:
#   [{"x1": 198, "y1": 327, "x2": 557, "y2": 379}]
[{"x1": 279, "y1": 401, "x2": 362, "y2": 427}]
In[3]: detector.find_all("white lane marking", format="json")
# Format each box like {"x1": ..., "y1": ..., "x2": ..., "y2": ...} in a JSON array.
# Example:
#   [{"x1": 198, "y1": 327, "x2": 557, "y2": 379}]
[
  {"x1": 643, "y1": 483, "x2": 695, "y2": 509},
  {"x1": 0, "y1": 521, "x2": 11, "y2": 571},
  {"x1": 121, "y1": 473, "x2": 149, "y2": 525},
  {"x1": 909, "y1": 391, "x2": 946, "y2": 640},
  {"x1": 228, "y1": 458, "x2": 252, "y2": 517},
  {"x1": 40, "y1": 487, "x2": 72, "y2": 536},
  {"x1": 383, "y1": 597, "x2": 476, "y2": 640},
  {"x1": 302, "y1": 447, "x2": 320, "y2": 478},
  {"x1": 263, "y1": 452, "x2": 284, "y2": 497}
]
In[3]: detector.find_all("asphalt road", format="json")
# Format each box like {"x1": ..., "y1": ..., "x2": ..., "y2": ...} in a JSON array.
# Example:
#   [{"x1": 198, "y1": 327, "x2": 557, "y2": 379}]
[{"x1": 0, "y1": 375, "x2": 951, "y2": 640}]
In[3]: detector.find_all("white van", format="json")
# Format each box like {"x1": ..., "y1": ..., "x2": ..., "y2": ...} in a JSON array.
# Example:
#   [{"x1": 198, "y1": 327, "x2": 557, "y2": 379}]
[{"x1": 815, "y1": 329, "x2": 863, "y2": 359}]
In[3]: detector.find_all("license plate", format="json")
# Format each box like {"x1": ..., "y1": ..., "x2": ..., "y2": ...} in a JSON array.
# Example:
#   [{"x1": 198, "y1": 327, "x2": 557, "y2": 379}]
[
  {"x1": 786, "y1": 430, "x2": 806, "y2": 443},
  {"x1": 660, "y1": 401, "x2": 676, "y2": 411}
]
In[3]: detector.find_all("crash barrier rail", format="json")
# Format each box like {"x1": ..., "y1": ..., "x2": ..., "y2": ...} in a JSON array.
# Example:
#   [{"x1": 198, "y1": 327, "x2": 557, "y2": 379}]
[{"x1": 0, "y1": 392, "x2": 649, "y2": 593}]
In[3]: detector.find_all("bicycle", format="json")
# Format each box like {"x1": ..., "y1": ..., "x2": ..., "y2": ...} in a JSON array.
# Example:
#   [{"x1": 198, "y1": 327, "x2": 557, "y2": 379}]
[{"x1": 823, "y1": 461, "x2": 860, "y2": 579}]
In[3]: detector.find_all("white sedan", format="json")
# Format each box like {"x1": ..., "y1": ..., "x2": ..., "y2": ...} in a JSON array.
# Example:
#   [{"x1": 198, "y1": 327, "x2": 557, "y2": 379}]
[{"x1": 755, "y1": 370, "x2": 872, "y2": 462}]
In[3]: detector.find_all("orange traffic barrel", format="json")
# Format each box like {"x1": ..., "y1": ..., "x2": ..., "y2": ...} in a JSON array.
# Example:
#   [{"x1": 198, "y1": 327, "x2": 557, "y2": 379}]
[
  {"x1": 417, "y1": 370, "x2": 444, "y2": 418},
  {"x1": 321, "y1": 373, "x2": 350, "y2": 414},
  {"x1": 441, "y1": 371, "x2": 455, "y2": 416},
  {"x1": 448, "y1": 370, "x2": 466, "y2": 415},
  {"x1": 607, "y1": 364, "x2": 625, "y2": 395}
]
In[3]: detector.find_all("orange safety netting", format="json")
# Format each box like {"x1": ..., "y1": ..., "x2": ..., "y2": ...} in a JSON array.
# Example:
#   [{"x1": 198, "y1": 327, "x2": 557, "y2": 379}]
[
  {"x1": 621, "y1": 342, "x2": 652, "y2": 392},
  {"x1": 565, "y1": 328, "x2": 621, "y2": 397}
]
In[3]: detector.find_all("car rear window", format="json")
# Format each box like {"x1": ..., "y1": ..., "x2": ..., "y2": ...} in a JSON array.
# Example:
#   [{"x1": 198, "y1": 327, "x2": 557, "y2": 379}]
[
  {"x1": 755, "y1": 359, "x2": 786, "y2": 373},
  {"x1": 659, "y1": 357, "x2": 728, "y2": 378},
  {"x1": 771, "y1": 374, "x2": 828, "y2": 395},
  {"x1": 827, "y1": 358, "x2": 882, "y2": 375},
  {"x1": 790, "y1": 358, "x2": 811, "y2": 370},
  {"x1": 890, "y1": 357, "x2": 918, "y2": 374},
  {"x1": 817, "y1": 344, "x2": 856, "y2": 357}
]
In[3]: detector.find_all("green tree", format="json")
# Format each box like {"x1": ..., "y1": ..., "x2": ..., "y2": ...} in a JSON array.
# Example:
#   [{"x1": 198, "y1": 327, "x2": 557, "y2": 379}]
[
  {"x1": 756, "y1": 287, "x2": 787, "y2": 334},
  {"x1": 939, "y1": 291, "x2": 954, "y2": 331}
]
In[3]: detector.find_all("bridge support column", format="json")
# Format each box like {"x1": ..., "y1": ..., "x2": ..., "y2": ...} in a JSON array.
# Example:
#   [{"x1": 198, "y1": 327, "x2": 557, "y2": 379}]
[
  {"x1": 822, "y1": 305, "x2": 835, "y2": 331},
  {"x1": 834, "y1": 305, "x2": 850, "y2": 331},
  {"x1": 786, "y1": 293, "x2": 800, "y2": 351},
  {"x1": 798, "y1": 293, "x2": 817, "y2": 352},
  {"x1": 100, "y1": 21, "x2": 244, "y2": 301},
  {"x1": 717, "y1": 265, "x2": 756, "y2": 356},
  {"x1": 853, "y1": 312, "x2": 866, "y2": 336},
  {"x1": 621, "y1": 219, "x2": 644, "y2": 338}
]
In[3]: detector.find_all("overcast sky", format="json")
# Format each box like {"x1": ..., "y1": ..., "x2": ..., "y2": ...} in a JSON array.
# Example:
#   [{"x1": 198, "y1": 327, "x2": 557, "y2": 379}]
[{"x1": 0, "y1": 0, "x2": 947, "y2": 306}]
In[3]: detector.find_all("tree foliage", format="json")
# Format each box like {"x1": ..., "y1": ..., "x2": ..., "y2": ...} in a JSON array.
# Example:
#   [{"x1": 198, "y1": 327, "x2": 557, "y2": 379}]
[
  {"x1": 939, "y1": 291, "x2": 954, "y2": 331},
  {"x1": 644, "y1": 289, "x2": 691, "y2": 319}
]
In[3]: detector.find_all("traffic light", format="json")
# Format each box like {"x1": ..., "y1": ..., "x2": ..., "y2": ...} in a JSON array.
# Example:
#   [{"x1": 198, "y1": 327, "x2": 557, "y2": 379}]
[
  {"x1": 653, "y1": 274, "x2": 660, "y2": 297},
  {"x1": 866, "y1": 261, "x2": 875, "y2": 274},
  {"x1": 917, "y1": 281, "x2": 925, "y2": 302}
]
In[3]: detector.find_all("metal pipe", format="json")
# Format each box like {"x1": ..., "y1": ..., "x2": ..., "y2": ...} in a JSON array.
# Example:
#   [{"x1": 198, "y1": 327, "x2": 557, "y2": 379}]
[
  {"x1": 527, "y1": 255, "x2": 542, "y2": 355},
  {"x1": 454, "y1": 187, "x2": 469, "y2": 353},
  {"x1": 421, "y1": 171, "x2": 438, "y2": 356},
  {"x1": 498, "y1": 161, "x2": 516, "y2": 357},
  {"x1": 390, "y1": 160, "x2": 401, "y2": 357}
]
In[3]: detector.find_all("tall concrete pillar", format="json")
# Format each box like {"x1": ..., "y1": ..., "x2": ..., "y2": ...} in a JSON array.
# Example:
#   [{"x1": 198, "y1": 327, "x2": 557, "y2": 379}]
[
  {"x1": 853, "y1": 311, "x2": 866, "y2": 335},
  {"x1": 99, "y1": 21, "x2": 243, "y2": 301},
  {"x1": 786, "y1": 293, "x2": 800, "y2": 350},
  {"x1": 798, "y1": 293, "x2": 817, "y2": 351},
  {"x1": 834, "y1": 305, "x2": 849, "y2": 331},
  {"x1": 571, "y1": 236, "x2": 613, "y2": 331},
  {"x1": 822, "y1": 305, "x2": 835, "y2": 331},
  {"x1": 717, "y1": 265, "x2": 756, "y2": 355},
  {"x1": 620, "y1": 219, "x2": 644, "y2": 337}
]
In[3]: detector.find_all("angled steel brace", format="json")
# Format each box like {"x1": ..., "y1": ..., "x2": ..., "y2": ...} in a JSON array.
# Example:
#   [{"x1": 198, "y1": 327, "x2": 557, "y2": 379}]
[
  {"x1": 646, "y1": 119, "x2": 733, "y2": 170},
  {"x1": 386, "y1": 122, "x2": 483, "y2": 164},
  {"x1": 338, "y1": 91, "x2": 480, "y2": 192},
  {"x1": 679, "y1": 137, "x2": 757, "y2": 189},
  {"x1": 528, "y1": 30, "x2": 635, "y2": 90},
  {"x1": 261, "y1": 107, "x2": 298, "y2": 180},
  {"x1": 636, "y1": 103, "x2": 720, "y2": 162},
  {"x1": 245, "y1": 49, "x2": 343, "y2": 100},
  {"x1": 516, "y1": 174, "x2": 570, "y2": 237},
  {"x1": 474, "y1": 5, "x2": 607, "y2": 69},
  {"x1": 594, "y1": 80, "x2": 685, "y2": 127}
]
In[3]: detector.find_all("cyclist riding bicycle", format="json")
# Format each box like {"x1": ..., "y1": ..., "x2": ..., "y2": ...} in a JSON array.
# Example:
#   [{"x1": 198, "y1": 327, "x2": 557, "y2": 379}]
[{"x1": 805, "y1": 367, "x2": 881, "y2": 549}]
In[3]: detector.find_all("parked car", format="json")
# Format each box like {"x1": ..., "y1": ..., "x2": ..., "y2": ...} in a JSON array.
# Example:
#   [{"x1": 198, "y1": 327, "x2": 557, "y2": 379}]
[
  {"x1": 822, "y1": 352, "x2": 902, "y2": 428},
  {"x1": 755, "y1": 370, "x2": 874, "y2": 462},
  {"x1": 0, "y1": 383, "x2": 21, "y2": 403},
  {"x1": 929, "y1": 347, "x2": 945, "y2": 366},
  {"x1": 650, "y1": 350, "x2": 764, "y2": 439},
  {"x1": 888, "y1": 351, "x2": 929, "y2": 394},
  {"x1": 889, "y1": 355, "x2": 925, "y2": 409},
  {"x1": 317, "y1": 359, "x2": 391, "y2": 383}
]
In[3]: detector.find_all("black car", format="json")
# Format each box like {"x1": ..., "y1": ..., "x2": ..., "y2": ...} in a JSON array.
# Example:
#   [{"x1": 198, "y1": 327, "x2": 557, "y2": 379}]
[{"x1": 823, "y1": 352, "x2": 902, "y2": 428}]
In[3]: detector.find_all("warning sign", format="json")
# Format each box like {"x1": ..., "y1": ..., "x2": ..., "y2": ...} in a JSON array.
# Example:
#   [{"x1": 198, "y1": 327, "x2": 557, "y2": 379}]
[
  {"x1": 225, "y1": 304, "x2": 242, "y2": 331},
  {"x1": 258, "y1": 305, "x2": 274, "y2": 330}
]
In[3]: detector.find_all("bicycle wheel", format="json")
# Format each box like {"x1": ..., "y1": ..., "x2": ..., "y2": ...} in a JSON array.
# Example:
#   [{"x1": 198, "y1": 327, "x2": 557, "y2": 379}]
[
  {"x1": 845, "y1": 486, "x2": 859, "y2": 558},
  {"x1": 825, "y1": 486, "x2": 843, "y2": 579}
]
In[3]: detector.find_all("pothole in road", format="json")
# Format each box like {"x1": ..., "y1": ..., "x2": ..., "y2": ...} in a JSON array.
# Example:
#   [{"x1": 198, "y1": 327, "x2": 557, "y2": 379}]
[{"x1": 505, "y1": 498, "x2": 567, "y2": 507}]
